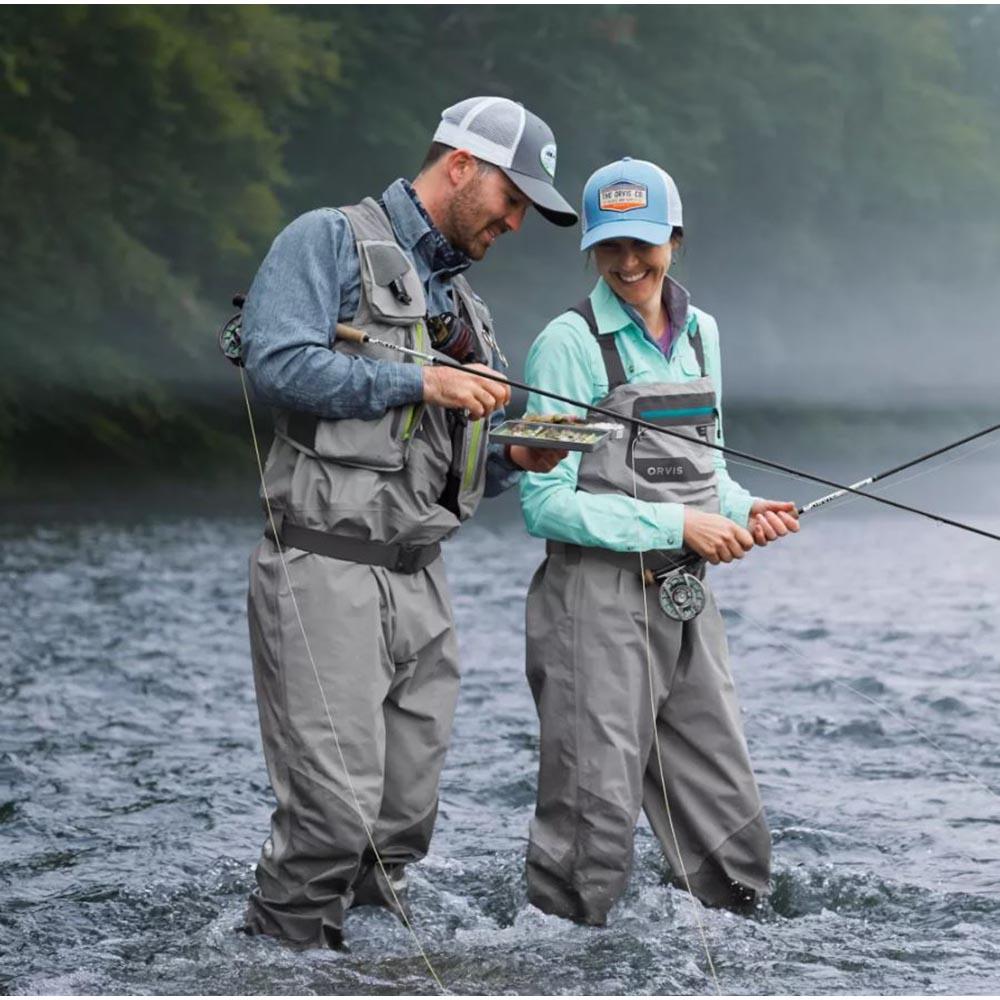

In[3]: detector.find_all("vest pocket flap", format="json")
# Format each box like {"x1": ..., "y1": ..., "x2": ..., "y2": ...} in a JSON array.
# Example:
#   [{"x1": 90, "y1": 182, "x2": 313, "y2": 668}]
[{"x1": 359, "y1": 240, "x2": 426, "y2": 324}]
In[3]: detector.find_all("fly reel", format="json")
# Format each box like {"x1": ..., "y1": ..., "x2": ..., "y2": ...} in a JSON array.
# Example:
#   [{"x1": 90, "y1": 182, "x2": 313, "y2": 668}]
[
  {"x1": 218, "y1": 294, "x2": 246, "y2": 367},
  {"x1": 657, "y1": 570, "x2": 706, "y2": 621}
]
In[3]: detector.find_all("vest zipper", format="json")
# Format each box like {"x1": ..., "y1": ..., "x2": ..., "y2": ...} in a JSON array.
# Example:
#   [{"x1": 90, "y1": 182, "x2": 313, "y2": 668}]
[
  {"x1": 401, "y1": 320, "x2": 427, "y2": 441},
  {"x1": 462, "y1": 419, "x2": 484, "y2": 492}
]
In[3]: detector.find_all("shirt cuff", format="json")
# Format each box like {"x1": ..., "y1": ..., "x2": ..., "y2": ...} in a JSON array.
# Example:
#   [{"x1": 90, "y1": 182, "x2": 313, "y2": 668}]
[
  {"x1": 380, "y1": 360, "x2": 425, "y2": 409},
  {"x1": 724, "y1": 492, "x2": 755, "y2": 530},
  {"x1": 652, "y1": 501, "x2": 685, "y2": 551}
]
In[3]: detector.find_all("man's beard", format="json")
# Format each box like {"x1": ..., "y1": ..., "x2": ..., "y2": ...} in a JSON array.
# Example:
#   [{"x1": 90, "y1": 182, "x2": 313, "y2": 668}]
[{"x1": 442, "y1": 175, "x2": 491, "y2": 260}]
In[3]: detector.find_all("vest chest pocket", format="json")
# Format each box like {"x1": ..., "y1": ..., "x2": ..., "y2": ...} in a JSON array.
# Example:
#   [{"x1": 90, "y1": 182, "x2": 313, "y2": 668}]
[
  {"x1": 278, "y1": 320, "x2": 429, "y2": 471},
  {"x1": 359, "y1": 240, "x2": 426, "y2": 324},
  {"x1": 279, "y1": 402, "x2": 416, "y2": 471}
]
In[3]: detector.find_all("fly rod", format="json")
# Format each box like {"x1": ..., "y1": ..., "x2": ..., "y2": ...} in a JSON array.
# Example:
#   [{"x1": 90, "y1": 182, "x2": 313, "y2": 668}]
[
  {"x1": 649, "y1": 421, "x2": 1000, "y2": 584},
  {"x1": 335, "y1": 323, "x2": 1000, "y2": 545}
]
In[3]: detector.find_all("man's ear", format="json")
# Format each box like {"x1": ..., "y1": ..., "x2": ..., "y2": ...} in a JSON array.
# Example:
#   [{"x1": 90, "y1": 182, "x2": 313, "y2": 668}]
[{"x1": 444, "y1": 148, "x2": 478, "y2": 188}]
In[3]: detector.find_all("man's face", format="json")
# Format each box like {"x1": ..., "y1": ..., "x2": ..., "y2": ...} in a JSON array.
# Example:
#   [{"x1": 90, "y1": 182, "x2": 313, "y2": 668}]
[{"x1": 443, "y1": 164, "x2": 531, "y2": 261}]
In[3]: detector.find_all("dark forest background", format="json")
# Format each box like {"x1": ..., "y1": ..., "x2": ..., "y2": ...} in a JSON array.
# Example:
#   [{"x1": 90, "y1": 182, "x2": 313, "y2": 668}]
[{"x1": 1, "y1": 6, "x2": 998, "y2": 492}]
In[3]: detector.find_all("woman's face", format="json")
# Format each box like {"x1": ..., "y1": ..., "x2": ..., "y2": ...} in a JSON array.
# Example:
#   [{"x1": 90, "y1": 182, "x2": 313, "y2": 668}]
[{"x1": 592, "y1": 237, "x2": 672, "y2": 307}]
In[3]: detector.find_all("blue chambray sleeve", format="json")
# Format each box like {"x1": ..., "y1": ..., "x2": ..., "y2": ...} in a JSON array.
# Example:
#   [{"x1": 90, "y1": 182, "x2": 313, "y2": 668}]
[
  {"x1": 697, "y1": 312, "x2": 755, "y2": 528},
  {"x1": 483, "y1": 401, "x2": 521, "y2": 498},
  {"x1": 518, "y1": 318, "x2": 685, "y2": 551},
  {"x1": 241, "y1": 209, "x2": 424, "y2": 420}
]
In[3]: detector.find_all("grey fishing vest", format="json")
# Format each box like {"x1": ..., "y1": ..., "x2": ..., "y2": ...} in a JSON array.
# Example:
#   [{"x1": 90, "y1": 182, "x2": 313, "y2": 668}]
[
  {"x1": 269, "y1": 197, "x2": 494, "y2": 545},
  {"x1": 562, "y1": 295, "x2": 721, "y2": 572}
]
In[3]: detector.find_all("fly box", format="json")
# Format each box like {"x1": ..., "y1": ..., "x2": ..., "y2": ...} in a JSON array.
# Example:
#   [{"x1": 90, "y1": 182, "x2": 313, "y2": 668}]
[{"x1": 489, "y1": 416, "x2": 622, "y2": 452}]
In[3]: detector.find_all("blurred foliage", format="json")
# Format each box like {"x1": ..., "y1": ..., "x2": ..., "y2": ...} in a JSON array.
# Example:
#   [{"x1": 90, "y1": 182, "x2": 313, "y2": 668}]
[{"x1": 0, "y1": 5, "x2": 998, "y2": 486}]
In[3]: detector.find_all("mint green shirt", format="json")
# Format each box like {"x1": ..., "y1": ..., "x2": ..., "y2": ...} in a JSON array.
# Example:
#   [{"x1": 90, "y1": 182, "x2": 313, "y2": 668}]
[{"x1": 519, "y1": 277, "x2": 754, "y2": 552}]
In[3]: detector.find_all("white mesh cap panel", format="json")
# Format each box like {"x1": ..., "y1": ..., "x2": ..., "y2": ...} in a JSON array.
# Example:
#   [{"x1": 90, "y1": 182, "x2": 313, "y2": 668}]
[
  {"x1": 429, "y1": 95, "x2": 578, "y2": 226},
  {"x1": 650, "y1": 163, "x2": 683, "y2": 227},
  {"x1": 463, "y1": 98, "x2": 525, "y2": 151},
  {"x1": 433, "y1": 96, "x2": 526, "y2": 168}
]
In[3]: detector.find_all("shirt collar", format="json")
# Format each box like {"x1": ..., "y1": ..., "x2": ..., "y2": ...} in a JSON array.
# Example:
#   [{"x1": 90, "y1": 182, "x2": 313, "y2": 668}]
[
  {"x1": 590, "y1": 274, "x2": 692, "y2": 337},
  {"x1": 381, "y1": 178, "x2": 471, "y2": 279}
]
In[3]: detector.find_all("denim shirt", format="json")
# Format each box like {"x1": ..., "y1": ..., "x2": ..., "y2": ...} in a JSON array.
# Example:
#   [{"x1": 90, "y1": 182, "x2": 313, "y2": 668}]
[{"x1": 242, "y1": 178, "x2": 520, "y2": 496}]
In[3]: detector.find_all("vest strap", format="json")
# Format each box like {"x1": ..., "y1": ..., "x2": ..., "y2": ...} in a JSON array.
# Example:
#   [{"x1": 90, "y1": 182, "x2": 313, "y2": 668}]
[
  {"x1": 569, "y1": 299, "x2": 628, "y2": 390},
  {"x1": 285, "y1": 411, "x2": 318, "y2": 450},
  {"x1": 266, "y1": 513, "x2": 441, "y2": 574}
]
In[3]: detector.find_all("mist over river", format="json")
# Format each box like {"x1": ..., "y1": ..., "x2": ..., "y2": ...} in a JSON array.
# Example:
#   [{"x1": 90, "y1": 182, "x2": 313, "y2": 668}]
[{"x1": 2, "y1": 411, "x2": 999, "y2": 995}]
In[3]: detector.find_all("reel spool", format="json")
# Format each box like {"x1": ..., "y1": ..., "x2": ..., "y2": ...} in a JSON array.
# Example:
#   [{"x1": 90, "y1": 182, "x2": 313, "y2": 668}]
[
  {"x1": 218, "y1": 294, "x2": 246, "y2": 367},
  {"x1": 657, "y1": 570, "x2": 706, "y2": 621}
]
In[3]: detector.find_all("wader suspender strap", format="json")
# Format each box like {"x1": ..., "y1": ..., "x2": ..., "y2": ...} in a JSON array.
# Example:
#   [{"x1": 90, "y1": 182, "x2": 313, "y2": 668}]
[
  {"x1": 569, "y1": 298, "x2": 707, "y2": 384},
  {"x1": 569, "y1": 299, "x2": 628, "y2": 390},
  {"x1": 287, "y1": 410, "x2": 319, "y2": 450},
  {"x1": 688, "y1": 319, "x2": 707, "y2": 377}
]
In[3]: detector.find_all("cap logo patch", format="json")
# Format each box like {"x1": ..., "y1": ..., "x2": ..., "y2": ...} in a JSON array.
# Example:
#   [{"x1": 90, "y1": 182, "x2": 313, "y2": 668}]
[
  {"x1": 599, "y1": 181, "x2": 647, "y2": 213},
  {"x1": 539, "y1": 143, "x2": 557, "y2": 179}
]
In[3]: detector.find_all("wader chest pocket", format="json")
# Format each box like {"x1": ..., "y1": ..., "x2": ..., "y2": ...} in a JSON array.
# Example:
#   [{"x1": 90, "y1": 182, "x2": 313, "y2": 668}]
[{"x1": 628, "y1": 392, "x2": 717, "y2": 486}]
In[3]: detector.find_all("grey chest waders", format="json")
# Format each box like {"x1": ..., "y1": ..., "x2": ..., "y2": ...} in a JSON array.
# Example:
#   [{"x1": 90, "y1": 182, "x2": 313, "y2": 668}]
[
  {"x1": 240, "y1": 196, "x2": 500, "y2": 949},
  {"x1": 569, "y1": 293, "x2": 721, "y2": 620},
  {"x1": 524, "y1": 288, "x2": 772, "y2": 925}
]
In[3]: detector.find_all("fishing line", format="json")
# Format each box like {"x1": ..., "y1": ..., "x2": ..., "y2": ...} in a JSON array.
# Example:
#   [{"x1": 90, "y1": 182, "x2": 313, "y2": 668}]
[
  {"x1": 650, "y1": 426, "x2": 1000, "y2": 585},
  {"x1": 335, "y1": 324, "x2": 1000, "y2": 545},
  {"x1": 238, "y1": 368, "x2": 448, "y2": 993},
  {"x1": 630, "y1": 433, "x2": 723, "y2": 997},
  {"x1": 728, "y1": 602, "x2": 999, "y2": 802},
  {"x1": 723, "y1": 429, "x2": 999, "y2": 514},
  {"x1": 801, "y1": 434, "x2": 1000, "y2": 520}
]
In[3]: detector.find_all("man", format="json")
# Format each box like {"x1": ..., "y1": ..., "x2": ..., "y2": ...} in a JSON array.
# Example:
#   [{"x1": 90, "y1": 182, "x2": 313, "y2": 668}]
[{"x1": 240, "y1": 96, "x2": 577, "y2": 949}]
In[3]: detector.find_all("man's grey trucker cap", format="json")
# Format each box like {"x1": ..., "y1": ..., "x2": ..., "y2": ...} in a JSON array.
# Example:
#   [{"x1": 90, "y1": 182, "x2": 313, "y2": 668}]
[{"x1": 433, "y1": 97, "x2": 578, "y2": 227}]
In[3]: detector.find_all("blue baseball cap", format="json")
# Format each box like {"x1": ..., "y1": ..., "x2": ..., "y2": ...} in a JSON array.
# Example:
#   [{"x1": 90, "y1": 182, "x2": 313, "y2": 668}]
[{"x1": 580, "y1": 157, "x2": 683, "y2": 251}]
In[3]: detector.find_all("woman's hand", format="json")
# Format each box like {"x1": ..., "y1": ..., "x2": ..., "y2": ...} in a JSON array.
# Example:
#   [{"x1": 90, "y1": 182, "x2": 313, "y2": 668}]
[
  {"x1": 682, "y1": 509, "x2": 755, "y2": 564},
  {"x1": 748, "y1": 499, "x2": 800, "y2": 547}
]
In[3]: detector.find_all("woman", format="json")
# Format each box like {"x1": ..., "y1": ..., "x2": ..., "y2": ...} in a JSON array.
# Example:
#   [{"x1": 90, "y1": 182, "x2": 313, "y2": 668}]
[{"x1": 519, "y1": 157, "x2": 798, "y2": 926}]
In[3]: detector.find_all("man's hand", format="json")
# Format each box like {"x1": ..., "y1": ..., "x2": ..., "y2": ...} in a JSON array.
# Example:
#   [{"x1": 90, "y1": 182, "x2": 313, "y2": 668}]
[
  {"x1": 748, "y1": 499, "x2": 800, "y2": 547},
  {"x1": 507, "y1": 444, "x2": 567, "y2": 473},
  {"x1": 683, "y1": 508, "x2": 755, "y2": 564},
  {"x1": 422, "y1": 363, "x2": 510, "y2": 419}
]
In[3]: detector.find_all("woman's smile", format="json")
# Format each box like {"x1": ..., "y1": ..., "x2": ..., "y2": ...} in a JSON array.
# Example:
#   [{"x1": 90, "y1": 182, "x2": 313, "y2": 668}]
[{"x1": 595, "y1": 238, "x2": 671, "y2": 299}]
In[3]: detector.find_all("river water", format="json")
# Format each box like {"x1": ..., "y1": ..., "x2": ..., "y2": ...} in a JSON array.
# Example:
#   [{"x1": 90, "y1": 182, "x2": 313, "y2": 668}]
[{"x1": 2, "y1": 417, "x2": 999, "y2": 995}]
